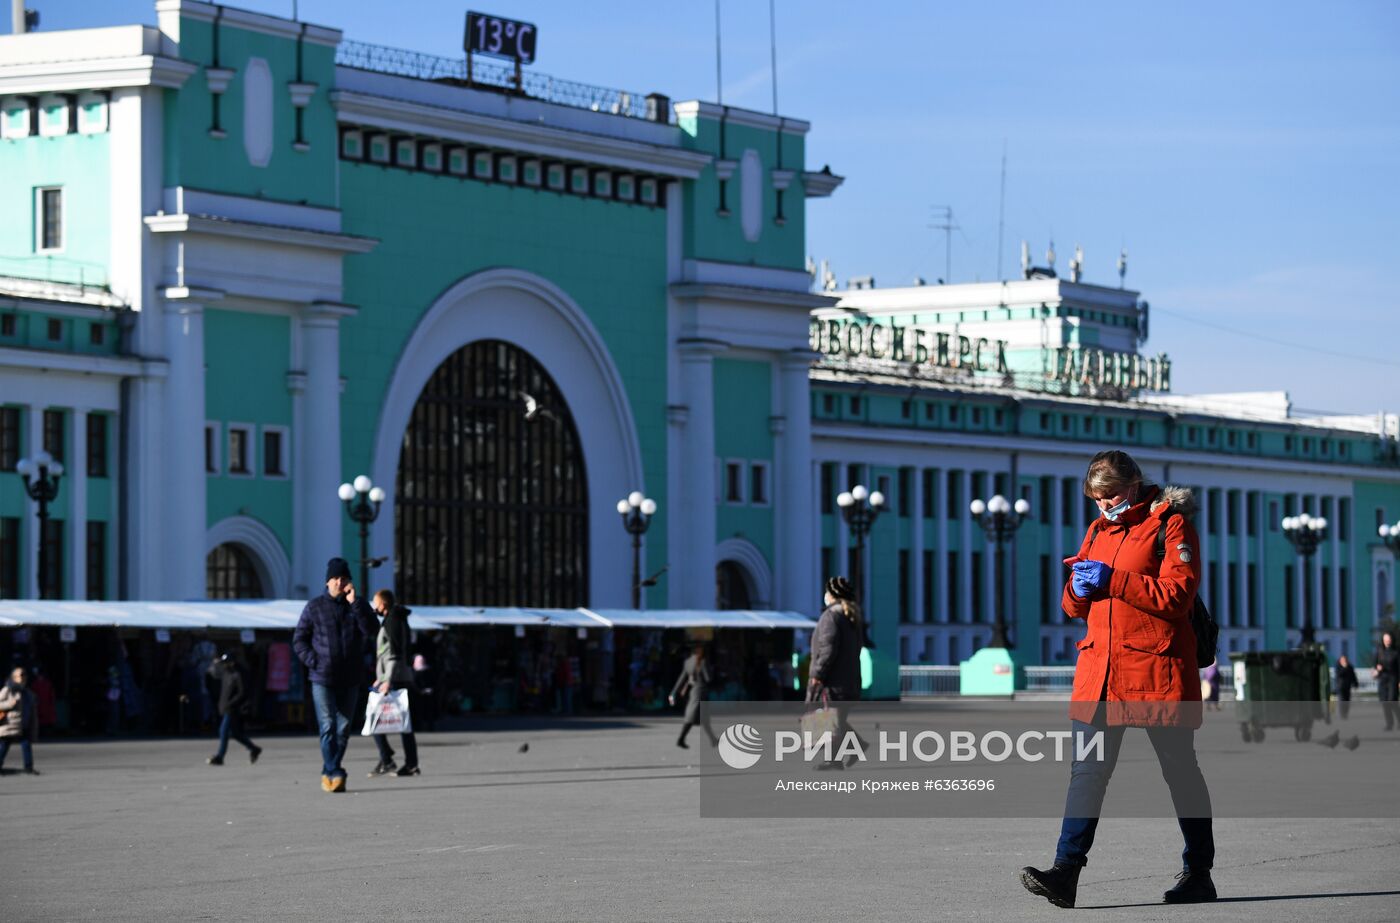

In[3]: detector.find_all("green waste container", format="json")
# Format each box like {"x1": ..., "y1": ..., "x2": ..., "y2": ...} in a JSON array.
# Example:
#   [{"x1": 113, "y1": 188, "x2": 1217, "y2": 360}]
[{"x1": 1229, "y1": 648, "x2": 1331, "y2": 743}]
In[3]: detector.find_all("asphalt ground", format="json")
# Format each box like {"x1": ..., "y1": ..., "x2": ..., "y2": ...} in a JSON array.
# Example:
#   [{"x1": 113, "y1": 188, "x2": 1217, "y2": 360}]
[{"x1": 2, "y1": 716, "x2": 1398, "y2": 922}]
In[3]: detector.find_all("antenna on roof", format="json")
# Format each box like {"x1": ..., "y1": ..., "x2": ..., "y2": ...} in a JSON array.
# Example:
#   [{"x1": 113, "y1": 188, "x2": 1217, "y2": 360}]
[
  {"x1": 714, "y1": 0, "x2": 724, "y2": 105},
  {"x1": 1046, "y1": 239, "x2": 1056, "y2": 271},
  {"x1": 929, "y1": 205, "x2": 959, "y2": 285},
  {"x1": 1020, "y1": 240, "x2": 1030, "y2": 279},
  {"x1": 1117, "y1": 247, "x2": 1128, "y2": 288},
  {"x1": 996, "y1": 141, "x2": 1007, "y2": 281}
]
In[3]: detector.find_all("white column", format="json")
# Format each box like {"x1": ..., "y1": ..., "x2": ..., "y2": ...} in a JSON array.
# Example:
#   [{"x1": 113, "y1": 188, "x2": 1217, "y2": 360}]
[
  {"x1": 777, "y1": 351, "x2": 816, "y2": 613},
  {"x1": 1329, "y1": 496, "x2": 1341, "y2": 629},
  {"x1": 960, "y1": 469, "x2": 973, "y2": 623},
  {"x1": 162, "y1": 287, "x2": 217, "y2": 600},
  {"x1": 68, "y1": 408, "x2": 88, "y2": 600},
  {"x1": 1217, "y1": 489, "x2": 1231, "y2": 627},
  {"x1": 676, "y1": 339, "x2": 726, "y2": 608},
  {"x1": 24, "y1": 406, "x2": 41, "y2": 599},
  {"x1": 1293, "y1": 492, "x2": 1306, "y2": 629},
  {"x1": 301, "y1": 304, "x2": 351, "y2": 585},
  {"x1": 287, "y1": 370, "x2": 309, "y2": 596},
  {"x1": 911, "y1": 467, "x2": 925, "y2": 624},
  {"x1": 1050, "y1": 474, "x2": 1064, "y2": 623},
  {"x1": 934, "y1": 467, "x2": 948, "y2": 623},
  {"x1": 1311, "y1": 494, "x2": 1324, "y2": 628}
]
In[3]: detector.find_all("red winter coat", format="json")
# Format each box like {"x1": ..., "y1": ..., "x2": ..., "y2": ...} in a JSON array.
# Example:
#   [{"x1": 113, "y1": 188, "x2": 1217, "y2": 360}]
[{"x1": 1062, "y1": 485, "x2": 1203, "y2": 727}]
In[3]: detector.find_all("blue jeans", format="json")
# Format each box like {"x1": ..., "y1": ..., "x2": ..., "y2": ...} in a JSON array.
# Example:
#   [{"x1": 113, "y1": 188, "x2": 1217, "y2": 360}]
[
  {"x1": 0, "y1": 738, "x2": 34, "y2": 770},
  {"x1": 214, "y1": 713, "x2": 257, "y2": 760},
  {"x1": 311, "y1": 683, "x2": 358, "y2": 778},
  {"x1": 1055, "y1": 719, "x2": 1214, "y2": 871}
]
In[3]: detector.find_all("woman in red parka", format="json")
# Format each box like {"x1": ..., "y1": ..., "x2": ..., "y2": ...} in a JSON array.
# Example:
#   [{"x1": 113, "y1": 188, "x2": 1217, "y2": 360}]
[{"x1": 1020, "y1": 451, "x2": 1216, "y2": 908}]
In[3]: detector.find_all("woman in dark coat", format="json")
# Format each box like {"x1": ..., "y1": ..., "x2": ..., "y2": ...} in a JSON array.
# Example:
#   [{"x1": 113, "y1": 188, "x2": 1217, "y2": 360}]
[
  {"x1": 1334, "y1": 654, "x2": 1358, "y2": 721},
  {"x1": 1373, "y1": 633, "x2": 1399, "y2": 730},
  {"x1": 669, "y1": 644, "x2": 716, "y2": 749},
  {"x1": 807, "y1": 577, "x2": 867, "y2": 769}
]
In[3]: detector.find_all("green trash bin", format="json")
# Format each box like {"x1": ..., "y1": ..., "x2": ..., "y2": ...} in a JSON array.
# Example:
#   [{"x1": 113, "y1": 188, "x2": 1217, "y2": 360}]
[{"x1": 1229, "y1": 648, "x2": 1331, "y2": 744}]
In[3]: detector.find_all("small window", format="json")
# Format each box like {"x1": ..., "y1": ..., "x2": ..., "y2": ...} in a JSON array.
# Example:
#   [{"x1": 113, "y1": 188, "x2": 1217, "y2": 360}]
[
  {"x1": 0, "y1": 407, "x2": 19, "y2": 470},
  {"x1": 1060, "y1": 415, "x2": 1071, "y2": 433},
  {"x1": 1082, "y1": 416, "x2": 1092, "y2": 434},
  {"x1": 1187, "y1": 428, "x2": 1198, "y2": 445},
  {"x1": 749, "y1": 461, "x2": 770, "y2": 506},
  {"x1": 850, "y1": 396, "x2": 862, "y2": 414},
  {"x1": 47, "y1": 318, "x2": 62, "y2": 341},
  {"x1": 204, "y1": 423, "x2": 219, "y2": 474},
  {"x1": 1207, "y1": 429, "x2": 1217, "y2": 445},
  {"x1": 971, "y1": 407, "x2": 983, "y2": 426},
  {"x1": 43, "y1": 409, "x2": 65, "y2": 462},
  {"x1": 89, "y1": 324, "x2": 105, "y2": 346},
  {"x1": 725, "y1": 461, "x2": 744, "y2": 503},
  {"x1": 1303, "y1": 437, "x2": 1313, "y2": 453},
  {"x1": 924, "y1": 403, "x2": 936, "y2": 421},
  {"x1": 877, "y1": 474, "x2": 891, "y2": 499},
  {"x1": 86, "y1": 413, "x2": 107, "y2": 477},
  {"x1": 1039, "y1": 412, "x2": 1050, "y2": 429},
  {"x1": 227, "y1": 424, "x2": 252, "y2": 476},
  {"x1": 1227, "y1": 430, "x2": 1237, "y2": 447},
  {"x1": 901, "y1": 399, "x2": 911, "y2": 420},
  {"x1": 1247, "y1": 432, "x2": 1257, "y2": 449},
  {"x1": 822, "y1": 393, "x2": 835, "y2": 413},
  {"x1": 262, "y1": 427, "x2": 288, "y2": 478},
  {"x1": 1105, "y1": 418, "x2": 1116, "y2": 435},
  {"x1": 1127, "y1": 420, "x2": 1137, "y2": 438},
  {"x1": 0, "y1": 314, "x2": 14, "y2": 337},
  {"x1": 1284, "y1": 435, "x2": 1294, "y2": 452},
  {"x1": 37, "y1": 187, "x2": 63, "y2": 252},
  {"x1": 948, "y1": 405, "x2": 960, "y2": 423}
]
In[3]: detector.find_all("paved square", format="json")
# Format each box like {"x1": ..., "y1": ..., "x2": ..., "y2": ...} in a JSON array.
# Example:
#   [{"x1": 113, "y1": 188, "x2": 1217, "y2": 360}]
[{"x1": 2, "y1": 718, "x2": 1398, "y2": 921}]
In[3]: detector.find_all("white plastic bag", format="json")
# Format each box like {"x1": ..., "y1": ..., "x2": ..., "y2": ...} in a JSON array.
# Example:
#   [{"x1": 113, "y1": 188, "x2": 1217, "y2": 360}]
[{"x1": 361, "y1": 688, "x2": 412, "y2": 736}]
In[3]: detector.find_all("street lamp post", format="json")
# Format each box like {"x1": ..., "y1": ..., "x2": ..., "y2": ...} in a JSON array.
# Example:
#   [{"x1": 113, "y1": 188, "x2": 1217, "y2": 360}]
[
  {"x1": 1282, "y1": 513, "x2": 1328, "y2": 646},
  {"x1": 969, "y1": 493, "x2": 1032, "y2": 649},
  {"x1": 17, "y1": 451, "x2": 64, "y2": 599},
  {"x1": 836, "y1": 484, "x2": 886, "y2": 636},
  {"x1": 616, "y1": 491, "x2": 657, "y2": 609},
  {"x1": 339, "y1": 474, "x2": 386, "y2": 591},
  {"x1": 1380, "y1": 519, "x2": 1400, "y2": 558}
]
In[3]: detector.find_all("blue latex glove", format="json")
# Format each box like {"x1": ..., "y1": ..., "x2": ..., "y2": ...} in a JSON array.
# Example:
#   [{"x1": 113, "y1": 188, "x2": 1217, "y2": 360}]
[
  {"x1": 1070, "y1": 570, "x2": 1096, "y2": 599},
  {"x1": 1072, "y1": 560, "x2": 1113, "y2": 595}
]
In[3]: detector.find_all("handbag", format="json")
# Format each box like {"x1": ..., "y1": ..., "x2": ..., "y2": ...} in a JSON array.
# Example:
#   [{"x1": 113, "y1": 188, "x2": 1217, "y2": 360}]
[
  {"x1": 360, "y1": 688, "x2": 413, "y2": 736},
  {"x1": 800, "y1": 687, "x2": 840, "y2": 741}
]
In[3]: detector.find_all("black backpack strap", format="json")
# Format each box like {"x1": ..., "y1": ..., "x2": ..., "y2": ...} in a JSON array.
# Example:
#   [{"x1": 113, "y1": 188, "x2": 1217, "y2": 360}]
[{"x1": 1154, "y1": 511, "x2": 1177, "y2": 559}]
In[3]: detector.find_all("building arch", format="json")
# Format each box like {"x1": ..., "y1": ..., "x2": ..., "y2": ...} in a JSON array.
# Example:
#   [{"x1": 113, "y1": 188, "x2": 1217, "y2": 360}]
[
  {"x1": 715, "y1": 536, "x2": 773, "y2": 609},
  {"x1": 370, "y1": 268, "x2": 643, "y2": 607},
  {"x1": 205, "y1": 515, "x2": 290, "y2": 598}
]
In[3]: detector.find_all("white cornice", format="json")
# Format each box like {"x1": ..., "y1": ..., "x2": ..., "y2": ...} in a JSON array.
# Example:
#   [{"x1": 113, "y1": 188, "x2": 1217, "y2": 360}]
[
  {"x1": 155, "y1": 1, "x2": 342, "y2": 47},
  {"x1": 332, "y1": 89, "x2": 713, "y2": 179},
  {"x1": 0, "y1": 276, "x2": 126, "y2": 309},
  {"x1": 802, "y1": 168, "x2": 843, "y2": 198},
  {"x1": 144, "y1": 213, "x2": 379, "y2": 254},
  {"x1": 0, "y1": 345, "x2": 142, "y2": 378},
  {"x1": 670, "y1": 282, "x2": 836, "y2": 312},
  {"x1": 0, "y1": 56, "x2": 197, "y2": 94},
  {"x1": 672, "y1": 100, "x2": 810, "y2": 136}
]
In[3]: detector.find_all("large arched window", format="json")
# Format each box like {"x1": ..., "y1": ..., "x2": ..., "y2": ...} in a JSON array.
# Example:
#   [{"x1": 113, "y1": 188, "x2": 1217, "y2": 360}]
[
  {"x1": 396, "y1": 339, "x2": 589, "y2": 606},
  {"x1": 206, "y1": 543, "x2": 266, "y2": 599}
]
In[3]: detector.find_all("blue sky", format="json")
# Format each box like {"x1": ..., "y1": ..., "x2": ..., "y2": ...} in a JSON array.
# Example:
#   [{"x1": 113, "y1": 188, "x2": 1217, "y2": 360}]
[{"x1": 32, "y1": 1, "x2": 1400, "y2": 414}]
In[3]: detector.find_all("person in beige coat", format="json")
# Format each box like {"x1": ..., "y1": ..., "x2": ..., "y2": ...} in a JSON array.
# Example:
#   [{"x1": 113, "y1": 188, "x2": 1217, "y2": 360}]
[{"x1": 0, "y1": 665, "x2": 39, "y2": 775}]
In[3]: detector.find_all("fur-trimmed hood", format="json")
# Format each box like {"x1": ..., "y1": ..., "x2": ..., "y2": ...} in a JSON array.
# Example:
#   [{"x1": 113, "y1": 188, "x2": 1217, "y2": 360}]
[{"x1": 1149, "y1": 484, "x2": 1198, "y2": 519}]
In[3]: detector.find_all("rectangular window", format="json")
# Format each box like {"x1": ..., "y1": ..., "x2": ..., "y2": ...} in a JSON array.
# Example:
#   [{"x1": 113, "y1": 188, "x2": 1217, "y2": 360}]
[
  {"x1": 897, "y1": 467, "x2": 912, "y2": 516},
  {"x1": 1227, "y1": 491, "x2": 1238, "y2": 535},
  {"x1": 1340, "y1": 567, "x2": 1350, "y2": 629},
  {"x1": 922, "y1": 468, "x2": 935, "y2": 519},
  {"x1": 1248, "y1": 563, "x2": 1259, "y2": 627},
  {"x1": 971, "y1": 472, "x2": 985, "y2": 508},
  {"x1": 898, "y1": 550, "x2": 911, "y2": 623},
  {"x1": 993, "y1": 409, "x2": 1004, "y2": 427},
  {"x1": 1247, "y1": 492, "x2": 1258, "y2": 537},
  {"x1": 0, "y1": 407, "x2": 19, "y2": 470},
  {"x1": 822, "y1": 394, "x2": 835, "y2": 414},
  {"x1": 1061, "y1": 478, "x2": 1074, "y2": 526},
  {"x1": 1105, "y1": 418, "x2": 1116, "y2": 436},
  {"x1": 1082, "y1": 495, "x2": 1096, "y2": 528},
  {"x1": 900, "y1": 399, "x2": 911, "y2": 420},
  {"x1": 923, "y1": 549, "x2": 935, "y2": 621},
  {"x1": 0, "y1": 517, "x2": 18, "y2": 599},
  {"x1": 924, "y1": 403, "x2": 936, "y2": 422},
  {"x1": 946, "y1": 471, "x2": 960, "y2": 520},
  {"x1": 1228, "y1": 562, "x2": 1239, "y2": 628},
  {"x1": 849, "y1": 396, "x2": 861, "y2": 414},
  {"x1": 1039, "y1": 476, "x2": 1053, "y2": 522},
  {"x1": 89, "y1": 323, "x2": 105, "y2": 346},
  {"x1": 1322, "y1": 567, "x2": 1332, "y2": 628},
  {"x1": 725, "y1": 461, "x2": 744, "y2": 503},
  {"x1": 1269, "y1": 500, "x2": 1280, "y2": 532},
  {"x1": 1039, "y1": 412, "x2": 1050, "y2": 430},
  {"x1": 1284, "y1": 565, "x2": 1295, "y2": 627},
  {"x1": 847, "y1": 464, "x2": 862, "y2": 491},
  {"x1": 877, "y1": 474, "x2": 891, "y2": 499},
  {"x1": 971, "y1": 551, "x2": 984, "y2": 621},
  {"x1": 749, "y1": 461, "x2": 770, "y2": 506},
  {"x1": 820, "y1": 463, "x2": 835, "y2": 514},
  {"x1": 947, "y1": 404, "x2": 960, "y2": 424},
  {"x1": 1040, "y1": 554, "x2": 1052, "y2": 624},
  {"x1": 1339, "y1": 498, "x2": 1350, "y2": 540},
  {"x1": 993, "y1": 472, "x2": 1008, "y2": 498},
  {"x1": 0, "y1": 314, "x2": 14, "y2": 337},
  {"x1": 43, "y1": 409, "x2": 65, "y2": 463},
  {"x1": 47, "y1": 318, "x2": 62, "y2": 341},
  {"x1": 1127, "y1": 420, "x2": 1138, "y2": 438},
  {"x1": 947, "y1": 551, "x2": 959, "y2": 618},
  {"x1": 1208, "y1": 490, "x2": 1220, "y2": 534},
  {"x1": 820, "y1": 547, "x2": 832, "y2": 582},
  {"x1": 205, "y1": 423, "x2": 219, "y2": 474},
  {"x1": 41, "y1": 518, "x2": 63, "y2": 599},
  {"x1": 86, "y1": 413, "x2": 107, "y2": 477},
  {"x1": 37, "y1": 186, "x2": 63, "y2": 251},
  {"x1": 86, "y1": 521, "x2": 106, "y2": 600},
  {"x1": 227, "y1": 425, "x2": 250, "y2": 475},
  {"x1": 971, "y1": 407, "x2": 983, "y2": 426},
  {"x1": 262, "y1": 427, "x2": 286, "y2": 478}
]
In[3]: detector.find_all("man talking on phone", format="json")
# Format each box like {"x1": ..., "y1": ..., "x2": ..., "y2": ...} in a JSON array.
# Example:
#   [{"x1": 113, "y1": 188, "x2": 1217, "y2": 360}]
[{"x1": 293, "y1": 557, "x2": 377, "y2": 793}]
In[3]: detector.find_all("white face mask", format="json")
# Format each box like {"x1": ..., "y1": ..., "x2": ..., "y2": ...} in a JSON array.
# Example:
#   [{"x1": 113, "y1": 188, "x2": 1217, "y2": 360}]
[{"x1": 1101, "y1": 498, "x2": 1131, "y2": 521}]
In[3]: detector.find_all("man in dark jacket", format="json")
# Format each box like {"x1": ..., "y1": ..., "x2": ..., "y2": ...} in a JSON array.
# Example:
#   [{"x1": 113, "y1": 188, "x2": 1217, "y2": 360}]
[
  {"x1": 294, "y1": 557, "x2": 376, "y2": 792},
  {"x1": 206, "y1": 653, "x2": 261, "y2": 766},
  {"x1": 1374, "y1": 632, "x2": 1399, "y2": 731}
]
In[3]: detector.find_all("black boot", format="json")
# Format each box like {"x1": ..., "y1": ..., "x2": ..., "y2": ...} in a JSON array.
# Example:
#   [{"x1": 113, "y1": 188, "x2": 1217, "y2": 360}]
[
  {"x1": 1163, "y1": 869, "x2": 1216, "y2": 904},
  {"x1": 676, "y1": 727, "x2": 690, "y2": 749},
  {"x1": 1019, "y1": 863, "x2": 1081, "y2": 908}
]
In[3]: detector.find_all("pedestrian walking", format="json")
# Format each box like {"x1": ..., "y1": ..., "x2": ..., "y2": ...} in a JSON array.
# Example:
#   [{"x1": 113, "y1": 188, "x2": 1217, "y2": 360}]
[
  {"x1": 293, "y1": 557, "x2": 376, "y2": 793},
  {"x1": 669, "y1": 644, "x2": 716, "y2": 749},
  {"x1": 808, "y1": 576, "x2": 867, "y2": 770},
  {"x1": 1373, "y1": 632, "x2": 1399, "y2": 731},
  {"x1": 368, "y1": 589, "x2": 420, "y2": 778},
  {"x1": 1021, "y1": 450, "x2": 1216, "y2": 908},
  {"x1": 206, "y1": 653, "x2": 262, "y2": 766},
  {"x1": 1334, "y1": 654, "x2": 1358, "y2": 721},
  {"x1": 0, "y1": 666, "x2": 39, "y2": 775}
]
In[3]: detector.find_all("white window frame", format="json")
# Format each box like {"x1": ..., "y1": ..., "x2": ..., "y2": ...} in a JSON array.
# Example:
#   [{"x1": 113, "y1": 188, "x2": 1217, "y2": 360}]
[
  {"x1": 723, "y1": 458, "x2": 747, "y2": 505},
  {"x1": 204, "y1": 422, "x2": 221, "y2": 475},
  {"x1": 749, "y1": 460, "x2": 772, "y2": 508},
  {"x1": 261, "y1": 424, "x2": 290, "y2": 480},
  {"x1": 35, "y1": 186, "x2": 63, "y2": 254},
  {"x1": 226, "y1": 422, "x2": 254, "y2": 478}
]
